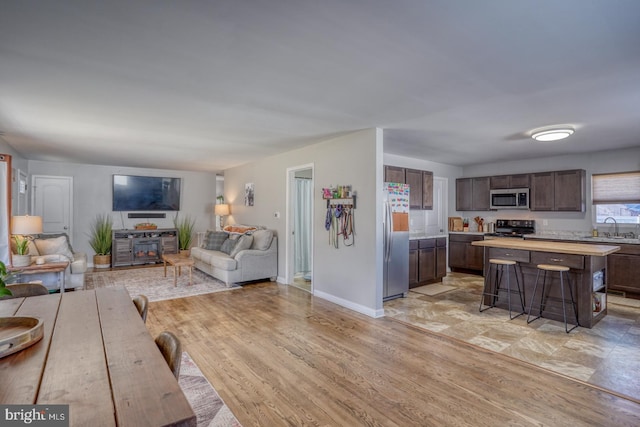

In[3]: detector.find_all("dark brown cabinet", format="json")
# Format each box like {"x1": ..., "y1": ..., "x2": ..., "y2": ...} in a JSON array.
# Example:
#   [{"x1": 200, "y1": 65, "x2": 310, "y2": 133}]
[
  {"x1": 530, "y1": 169, "x2": 585, "y2": 212},
  {"x1": 384, "y1": 165, "x2": 405, "y2": 184},
  {"x1": 409, "y1": 240, "x2": 419, "y2": 287},
  {"x1": 422, "y1": 171, "x2": 434, "y2": 210},
  {"x1": 490, "y1": 173, "x2": 530, "y2": 189},
  {"x1": 456, "y1": 177, "x2": 490, "y2": 211},
  {"x1": 384, "y1": 165, "x2": 434, "y2": 210},
  {"x1": 448, "y1": 234, "x2": 484, "y2": 273},
  {"x1": 607, "y1": 244, "x2": 640, "y2": 297},
  {"x1": 409, "y1": 237, "x2": 447, "y2": 288},
  {"x1": 405, "y1": 168, "x2": 423, "y2": 209}
]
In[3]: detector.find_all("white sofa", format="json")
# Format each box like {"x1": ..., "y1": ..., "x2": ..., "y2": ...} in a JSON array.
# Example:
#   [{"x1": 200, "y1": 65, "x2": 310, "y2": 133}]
[
  {"x1": 191, "y1": 228, "x2": 277, "y2": 286},
  {"x1": 16, "y1": 233, "x2": 88, "y2": 290}
]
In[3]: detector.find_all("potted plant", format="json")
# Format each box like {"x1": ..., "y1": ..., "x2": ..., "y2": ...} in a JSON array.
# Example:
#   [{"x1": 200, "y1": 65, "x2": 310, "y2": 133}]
[
  {"x1": 0, "y1": 260, "x2": 15, "y2": 298},
  {"x1": 173, "y1": 214, "x2": 196, "y2": 256},
  {"x1": 88, "y1": 214, "x2": 113, "y2": 269},
  {"x1": 12, "y1": 236, "x2": 32, "y2": 267}
]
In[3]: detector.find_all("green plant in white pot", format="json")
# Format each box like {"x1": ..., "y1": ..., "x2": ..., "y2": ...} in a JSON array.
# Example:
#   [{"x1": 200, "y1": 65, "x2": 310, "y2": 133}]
[
  {"x1": 12, "y1": 236, "x2": 32, "y2": 267},
  {"x1": 173, "y1": 214, "x2": 196, "y2": 256},
  {"x1": 88, "y1": 214, "x2": 113, "y2": 269}
]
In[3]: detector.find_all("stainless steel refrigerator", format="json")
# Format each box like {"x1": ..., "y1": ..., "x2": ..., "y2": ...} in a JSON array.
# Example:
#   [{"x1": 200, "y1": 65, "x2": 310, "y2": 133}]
[{"x1": 383, "y1": 182, "x2": 410, "y2": 301}]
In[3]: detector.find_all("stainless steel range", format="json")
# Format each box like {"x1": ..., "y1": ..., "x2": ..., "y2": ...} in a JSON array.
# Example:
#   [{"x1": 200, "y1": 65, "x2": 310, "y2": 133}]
[{"x1": 487, "y1": 219, "x2": 535, "y2": 238}]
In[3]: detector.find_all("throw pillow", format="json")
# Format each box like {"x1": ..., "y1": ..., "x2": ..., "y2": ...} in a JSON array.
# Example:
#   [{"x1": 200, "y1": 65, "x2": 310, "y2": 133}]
[
  {"x1": 220, "y1": 238, "x2": 237, "y2": 255},
  {"x1": 223, "y1": 225, "x2": 259, "y2": 235},
  {"x1": 34, "y1": 235, "x2": 75, "y2": 261},
  {"x1": 203, "y1": 231, "x2": 228, "y2": 251},
  {"x1": 251, "y1": 229, "x2": 273, "y2": 251},
  {"x1": 230, "y1": 234, "x2": 253, "y2": 257}
]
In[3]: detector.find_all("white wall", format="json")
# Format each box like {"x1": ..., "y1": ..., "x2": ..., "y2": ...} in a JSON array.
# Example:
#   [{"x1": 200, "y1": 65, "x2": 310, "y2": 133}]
[
  {"x1": 223, "y1": 129, "x2": 383, "y2": 317},
  {"x1": 458, "y1": 146, "x2": 640, "y2": 234},
  {"x1": 27, "y1": 160, "x2": 218, "y2": 259}
]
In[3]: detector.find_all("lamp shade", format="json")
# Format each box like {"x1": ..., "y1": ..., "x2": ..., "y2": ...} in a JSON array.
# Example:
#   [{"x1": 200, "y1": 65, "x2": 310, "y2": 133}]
[
  {"x1": 214, "y1": 204, "x2": 230, "y2": 216},
  {"x1": 11, "y1": 215, "x2": 43, "y2": 235}
]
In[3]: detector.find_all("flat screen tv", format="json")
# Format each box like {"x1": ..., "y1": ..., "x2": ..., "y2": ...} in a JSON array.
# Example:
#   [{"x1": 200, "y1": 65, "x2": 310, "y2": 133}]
[{"x1": 112, "y1": 174, "x2": 181, "y2": 211}]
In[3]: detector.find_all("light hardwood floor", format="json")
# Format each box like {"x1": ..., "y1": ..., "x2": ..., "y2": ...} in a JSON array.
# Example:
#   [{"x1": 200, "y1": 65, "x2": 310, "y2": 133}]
[{"x1": 146, "y1": 282, "x2": 640, "y2": 426}]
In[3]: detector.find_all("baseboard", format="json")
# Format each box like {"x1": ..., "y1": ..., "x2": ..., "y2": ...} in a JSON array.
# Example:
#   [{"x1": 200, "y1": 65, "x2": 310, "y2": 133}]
[{"x1": 313, "y1": 290, "x2": 385, "y2": 318}]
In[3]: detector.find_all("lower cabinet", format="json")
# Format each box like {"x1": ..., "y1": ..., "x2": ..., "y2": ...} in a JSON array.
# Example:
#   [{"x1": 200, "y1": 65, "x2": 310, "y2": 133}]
[
  {"x1": 448, "y1": 234, "x2": 484, "y2": 274},
  {"x1": 409, "y1": 237, "x2": 447, "y2": 288},
  {"x1": 607, "y1": 244, "x2": 640, "y2": 297}
]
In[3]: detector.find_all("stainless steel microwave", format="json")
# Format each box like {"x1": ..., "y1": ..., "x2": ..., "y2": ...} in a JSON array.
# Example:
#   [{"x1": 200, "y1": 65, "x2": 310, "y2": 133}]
[{"x1": 490, "y1": 188, "x2": 529, "y2": 209}]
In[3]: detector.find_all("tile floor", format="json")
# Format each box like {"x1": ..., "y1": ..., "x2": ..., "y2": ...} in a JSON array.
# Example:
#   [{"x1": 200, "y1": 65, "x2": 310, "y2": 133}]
[{"x1": 384, "y1": 272, "x2": 640, "y2": 402}]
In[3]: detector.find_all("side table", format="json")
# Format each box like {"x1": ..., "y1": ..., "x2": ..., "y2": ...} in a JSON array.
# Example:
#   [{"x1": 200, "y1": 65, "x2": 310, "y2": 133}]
[
  {"x1": 161, "y1": 254, "x2": 195, "y2": 286},
  {"x1": 8, "y1": 261, "x2": 70, "y2": 293}
]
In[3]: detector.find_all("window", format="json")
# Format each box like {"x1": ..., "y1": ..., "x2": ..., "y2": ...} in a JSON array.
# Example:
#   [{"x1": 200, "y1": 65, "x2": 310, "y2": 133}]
[{"x1": 592, "y1": 171, "x2": 640, "y2": 224}]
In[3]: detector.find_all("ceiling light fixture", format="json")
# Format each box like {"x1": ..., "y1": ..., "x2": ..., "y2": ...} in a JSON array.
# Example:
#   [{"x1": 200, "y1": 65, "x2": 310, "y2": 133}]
[{"x1": 531, "y1": 127, "x2": 575, "y2": 142}]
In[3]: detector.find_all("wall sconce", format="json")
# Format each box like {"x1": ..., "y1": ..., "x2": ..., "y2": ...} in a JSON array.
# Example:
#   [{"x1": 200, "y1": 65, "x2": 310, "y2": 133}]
[
  {"x1": 11, "y1": 215, "x2": 43, "y2": 267},
  {"x1": 214, "y1": 204, "x2": 230, "y2": 229}
]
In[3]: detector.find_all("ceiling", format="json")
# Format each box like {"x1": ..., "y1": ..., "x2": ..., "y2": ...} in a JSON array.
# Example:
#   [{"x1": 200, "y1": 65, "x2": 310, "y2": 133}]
[{"x1": 1, "y1": 1, "x2": 639, "y2": 173}]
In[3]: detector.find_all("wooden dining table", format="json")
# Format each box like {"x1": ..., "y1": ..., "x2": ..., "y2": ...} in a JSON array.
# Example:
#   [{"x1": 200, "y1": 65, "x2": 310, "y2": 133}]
[{"x1": 0, "y1": 287, "x2": 196, "y2": 427}]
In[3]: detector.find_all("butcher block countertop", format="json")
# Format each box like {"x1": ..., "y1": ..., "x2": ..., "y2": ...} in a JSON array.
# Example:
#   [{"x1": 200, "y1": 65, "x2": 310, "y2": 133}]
[{"x1": 472, "y1": 238, "x2": 620, "y2": 256}]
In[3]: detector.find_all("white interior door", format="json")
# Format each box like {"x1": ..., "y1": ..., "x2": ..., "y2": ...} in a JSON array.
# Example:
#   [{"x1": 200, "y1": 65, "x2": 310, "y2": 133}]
[
  {"x1": 32, "y1": 175, "x2": 74, "y2": 240},
  {"x1": 424, "y1": 177, "x2": 447, "y2": 236}
]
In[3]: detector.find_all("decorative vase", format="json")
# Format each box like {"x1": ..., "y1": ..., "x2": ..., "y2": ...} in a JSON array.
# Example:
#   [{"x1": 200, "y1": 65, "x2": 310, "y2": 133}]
[
  {"x1": 94, "y1": 254, "x2": 111, "y2": 269},
  {"x1": 12, "y1": 254, "x2": 32, "y2": 267}
]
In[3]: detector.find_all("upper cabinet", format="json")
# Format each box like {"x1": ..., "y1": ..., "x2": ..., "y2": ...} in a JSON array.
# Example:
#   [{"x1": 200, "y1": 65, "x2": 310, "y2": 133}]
[
  {"x1": 530, "y1": 169, "x2": 585, "y2": 212},
  {"x1": 456, "y1": 177, "x2": 490, "y2": 211},
  {"x1": 457, "y1": 169, "x2": 585, "y2": 212},
  {"x1": 490, "y1": 173, "x2": 530, "y2": 189},
  {"x1": 422, "y1": 170, "x2": 433, "y2": 210},
  {"x1": 384, "y1": 165, "x2": 405, "y2": 184},
  {"x1": 384, "y1": 165, "x2": 434, "y2": 210}
]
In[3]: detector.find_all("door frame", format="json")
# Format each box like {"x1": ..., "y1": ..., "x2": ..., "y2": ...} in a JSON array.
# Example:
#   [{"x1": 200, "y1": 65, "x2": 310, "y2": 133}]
[{"x1": 285, "y1": 163, "x2": 314, "y2": 288}]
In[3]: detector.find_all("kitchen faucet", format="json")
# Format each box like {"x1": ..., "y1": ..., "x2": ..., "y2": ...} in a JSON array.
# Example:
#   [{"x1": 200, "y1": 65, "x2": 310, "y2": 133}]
[{"x1": 603, "y1": 217, "x2": 618, "y2": 237}]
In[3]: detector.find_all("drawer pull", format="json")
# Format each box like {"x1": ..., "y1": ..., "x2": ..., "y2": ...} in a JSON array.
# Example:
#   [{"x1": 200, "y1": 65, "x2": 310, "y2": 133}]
[
  {"x1": 505, "y1": 253, "x2": 512, "y2": 256},
  {"x1": 550, "y1": 258, "x2": 563, "y2": 262}
]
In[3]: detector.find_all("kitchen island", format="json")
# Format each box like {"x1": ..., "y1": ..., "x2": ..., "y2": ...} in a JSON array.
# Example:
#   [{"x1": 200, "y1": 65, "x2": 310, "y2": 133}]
[{"x1": 472, "y1": 238, "x2": 620, "y2": 328}]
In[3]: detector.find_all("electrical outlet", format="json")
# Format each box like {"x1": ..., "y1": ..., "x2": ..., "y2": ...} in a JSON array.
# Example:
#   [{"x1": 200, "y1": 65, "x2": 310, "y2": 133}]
[
  {"x1": 543, "y1": 219, "x2": 548, "y2": 226},
  {"x1": 274, "y1": 211, "x2": 280, "y2": 218}
]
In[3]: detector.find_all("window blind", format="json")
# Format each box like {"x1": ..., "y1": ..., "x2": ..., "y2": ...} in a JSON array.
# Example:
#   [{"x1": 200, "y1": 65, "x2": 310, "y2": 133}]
[{"x1": 592, "y1": 171, "x2": 640, "y2": 204}]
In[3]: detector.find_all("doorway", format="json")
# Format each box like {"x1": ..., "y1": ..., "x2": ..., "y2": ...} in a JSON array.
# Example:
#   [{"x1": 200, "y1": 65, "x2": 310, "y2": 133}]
[{"x1": 286, "y1": 164, "x2": 314, "y2": 293}]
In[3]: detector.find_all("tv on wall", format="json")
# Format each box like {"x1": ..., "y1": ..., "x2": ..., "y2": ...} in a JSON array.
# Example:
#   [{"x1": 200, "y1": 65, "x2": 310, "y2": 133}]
[{"x1": 112, "y1": 174, "x2": 181, "y2": 211}]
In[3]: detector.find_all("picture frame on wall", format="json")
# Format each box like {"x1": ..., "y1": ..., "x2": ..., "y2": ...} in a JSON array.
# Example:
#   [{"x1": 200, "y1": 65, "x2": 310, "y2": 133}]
[{"x1": 245, "y1": 183, "x2": 254, "y2": 206}]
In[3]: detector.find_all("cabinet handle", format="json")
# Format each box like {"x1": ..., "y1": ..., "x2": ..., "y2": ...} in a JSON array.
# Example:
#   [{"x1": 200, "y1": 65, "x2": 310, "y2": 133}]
[
  {"x1": 505, "y1": 253, "x2": 512, "y2": 256},
  {"x1": 550, "y1": 258, "x2": 563, "y2": 262}
]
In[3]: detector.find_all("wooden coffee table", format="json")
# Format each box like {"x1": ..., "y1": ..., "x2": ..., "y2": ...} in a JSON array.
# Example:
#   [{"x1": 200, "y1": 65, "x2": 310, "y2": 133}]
[{"x1": 161, "y1": 254, "x2": 195, "y2": 286}]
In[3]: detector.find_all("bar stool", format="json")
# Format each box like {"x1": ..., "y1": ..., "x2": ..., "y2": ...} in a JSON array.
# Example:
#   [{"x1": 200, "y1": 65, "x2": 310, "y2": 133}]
[
  {"x1": 527, "y1": 264, "x2": 579, "y2": 333},
  {"x1": 479, "y1": 259, "x2": 526, "y2": 320}
]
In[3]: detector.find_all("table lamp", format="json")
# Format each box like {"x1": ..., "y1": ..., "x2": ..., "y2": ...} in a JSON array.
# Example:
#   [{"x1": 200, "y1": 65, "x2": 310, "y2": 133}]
[
  {"x1": 214, "y1": 204, "x2": 230, "y2": 229},
  {"x1": 11, "y1": 215, "x2": 43, "y2": 267}
]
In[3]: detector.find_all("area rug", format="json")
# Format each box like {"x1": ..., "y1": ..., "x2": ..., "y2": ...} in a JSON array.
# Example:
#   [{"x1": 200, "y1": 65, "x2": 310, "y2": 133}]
[
  {"x1": 84, "y1": 266, "x2": 240, "y2": 302},
  {"x1": 410, "y1": 283, "x2": 456, "y2": 296},
  {"x1": 180, "y1": 352, "x2": 242, "y2": 427}
]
